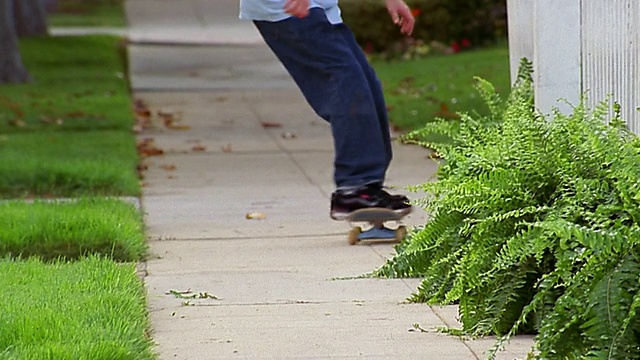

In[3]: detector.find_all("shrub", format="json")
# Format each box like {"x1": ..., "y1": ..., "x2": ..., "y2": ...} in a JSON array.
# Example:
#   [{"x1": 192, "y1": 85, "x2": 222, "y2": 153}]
[
  {"x1": 377, "y1": 59, "x2": 640, "y2": 358},
  {"x1": 341, "y1": 0, "x2": 507, "y2": 53}
]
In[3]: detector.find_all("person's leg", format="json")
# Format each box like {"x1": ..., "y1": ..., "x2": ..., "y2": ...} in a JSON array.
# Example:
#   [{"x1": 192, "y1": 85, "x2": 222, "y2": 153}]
[
  {"x1": 254, "y1": 9, "x2": 388, "y2": 189},
  {"x1": 335, "y1": 23, "x2": 393, "y2": 179}
]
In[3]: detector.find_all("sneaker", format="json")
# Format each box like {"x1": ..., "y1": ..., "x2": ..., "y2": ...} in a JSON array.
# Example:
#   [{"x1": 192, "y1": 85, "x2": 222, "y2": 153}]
[{"x1": 330, "y1": 185, "x2": 412, "y2": 220}]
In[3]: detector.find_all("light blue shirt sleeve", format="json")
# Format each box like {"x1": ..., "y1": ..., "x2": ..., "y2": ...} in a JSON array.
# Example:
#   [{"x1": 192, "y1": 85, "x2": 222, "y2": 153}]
[{"x1": 240, "y1": 0, "x2": 342, "y2": 24}]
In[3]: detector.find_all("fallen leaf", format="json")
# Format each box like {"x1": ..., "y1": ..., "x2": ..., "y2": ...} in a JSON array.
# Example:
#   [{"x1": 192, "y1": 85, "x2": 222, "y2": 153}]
[
  {"x1": 160, "y1": 164, "x2": 177, "y2": 171},
  {"x1": 8, "y1": 119, "x2": 26, "y2": 128},
  {"x1": 66, "y1": 111, "x2": 88, "y2": 118},
  {"x1": 167, "y1": 289, "x2": 219, "y2": 299},
  {"x1": 191, "y1": 145, "x2": 206, "y2": 152},
  {"x1": 245, "y1": 212, "x2": 267, "y2": 220},
  {"x1": 158, "y1": 109, "x2": 190, "y2": 130},
  {"x1": 261, "y1": 121, "x2": 282, "y2": 128},
  {"x1": 221, "y1": 143, "x2": 233, "y2": 153},
  {"x1": 434, "y1": 102, "x2": 460, "y2": 119},
  {"x1": 134, "y1": 98, "x2": 149, "y2": 112},
  {"x1": 167, "y1": 124, "x2": 191, "y2": 130},
  {"x1": 137, "y1": 138, "x2": 164, "y2": 157},
  {"x1": 40, "y1": 116, "x2": 54, "y2": 124},
  {"x1": 0, "y1": 99, "x2": 24, "y2": 118},
  {"x1": 137, "y1": 162, "x2": 149, "y2": 172},
  {"x1": 133, "y1": 98, "x2": 154, "y2": 130},
  {"x1": 167, "y1": 289, "x2": 191, "y2": 295}
]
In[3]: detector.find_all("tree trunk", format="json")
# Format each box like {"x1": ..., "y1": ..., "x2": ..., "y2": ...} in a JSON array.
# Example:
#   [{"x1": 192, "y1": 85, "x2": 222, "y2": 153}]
[
  {"x1": 0, "y1": 0, "x2": 31, "y2": 83},
  {"x1": 13, "y1": 0, "x2": 48, "y2": 37}
]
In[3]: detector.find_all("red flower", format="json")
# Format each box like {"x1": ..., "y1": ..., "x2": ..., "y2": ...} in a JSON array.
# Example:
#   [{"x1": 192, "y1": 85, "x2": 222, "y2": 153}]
[
  {"x1": 411, "y1": 8, "x2": 421, "y2": 17},
  {"x1": 364, "y1": 41, "x2": 374, "y2": 54},
  {"x1": 451, "y1": 41, "x2": 461, "y2": 53},
  {"x1": 461, "y1": 38, "x2": 471, "y2": 48}
]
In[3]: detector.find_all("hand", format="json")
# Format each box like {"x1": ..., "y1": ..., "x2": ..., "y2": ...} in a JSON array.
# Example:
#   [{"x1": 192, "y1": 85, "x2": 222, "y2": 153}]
[
  {"x1": 385, "y1": 0, "x2": 415, "y2": 35},
  {"x1": 284, "y1": 0, "x2": 310, "y2": 18}
]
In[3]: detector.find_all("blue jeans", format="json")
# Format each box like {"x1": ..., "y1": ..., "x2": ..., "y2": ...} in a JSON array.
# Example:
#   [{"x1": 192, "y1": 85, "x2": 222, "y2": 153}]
[{"x1": 254, "y1": 8, "x2": 392, "y2": 190}]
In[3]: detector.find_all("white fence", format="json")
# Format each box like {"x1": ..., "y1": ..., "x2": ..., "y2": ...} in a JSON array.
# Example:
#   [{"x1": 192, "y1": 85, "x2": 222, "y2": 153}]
[{"x1": 507, "y1": 0, "x2": 639, "y2": 132}]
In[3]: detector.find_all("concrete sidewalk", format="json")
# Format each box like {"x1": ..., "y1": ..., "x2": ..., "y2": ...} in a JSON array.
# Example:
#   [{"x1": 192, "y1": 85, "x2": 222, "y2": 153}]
[{"x1": 126, "y1": 1, "x2": 535, "y2": 358}]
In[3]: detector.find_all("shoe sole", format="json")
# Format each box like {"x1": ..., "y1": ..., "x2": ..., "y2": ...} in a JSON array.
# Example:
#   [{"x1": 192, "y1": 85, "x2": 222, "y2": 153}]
[{"x1": 330, "y1": 206, "x2": 412, "y2": 221}]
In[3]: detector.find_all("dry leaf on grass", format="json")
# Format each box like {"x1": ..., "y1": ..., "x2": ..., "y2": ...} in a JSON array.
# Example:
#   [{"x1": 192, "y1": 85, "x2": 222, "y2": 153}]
[
  {"x1": 40, "y1": 116, "x2": 63, "y2": 126},
  {"x1": 8, "y1": 119, "x2": 26, "y2": 127}
]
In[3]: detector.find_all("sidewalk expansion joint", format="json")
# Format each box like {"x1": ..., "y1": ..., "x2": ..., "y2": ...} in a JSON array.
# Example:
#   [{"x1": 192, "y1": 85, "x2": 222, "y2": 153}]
[
  {"x1": 148, "y1": 233, "x2": 346, "y2": 242},
  {"x1": 153, "y1": 148, "x2": 332, "y2": 156},
  {"x1": 187, "y1": 300, "x2": 328, "y2": 307},
  {"x1": 246, "y1": 103, "x2": 322, "y2": 190}
]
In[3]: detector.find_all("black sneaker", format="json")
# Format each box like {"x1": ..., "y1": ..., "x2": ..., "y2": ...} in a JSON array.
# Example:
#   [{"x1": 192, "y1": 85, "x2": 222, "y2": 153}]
[{"x1": 330, "y1": 185, "x2": 412, "y2": 220}]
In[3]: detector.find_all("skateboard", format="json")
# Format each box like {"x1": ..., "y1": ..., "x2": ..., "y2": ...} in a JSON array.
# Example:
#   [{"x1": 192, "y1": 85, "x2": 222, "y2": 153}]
[{"x1": 345, "y1": 208, "x2": 409, "y2": 245}]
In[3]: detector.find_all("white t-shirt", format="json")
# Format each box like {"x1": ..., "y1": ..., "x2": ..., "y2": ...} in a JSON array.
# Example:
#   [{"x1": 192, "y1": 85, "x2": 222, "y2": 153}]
[{"x1": 239, "y1": 0, "x2": 343, "y2": 24}]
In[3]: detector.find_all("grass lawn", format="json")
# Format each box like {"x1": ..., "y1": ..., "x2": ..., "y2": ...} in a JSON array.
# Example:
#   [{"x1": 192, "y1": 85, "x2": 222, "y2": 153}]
[
  {"x1": 0, "y1": 36, "x2": 138, "y2": 198},
  {"x1": 0, "y1": 257, "x2": 155, "y2": 360},
  {"x1": 0, "y1": 198, "x2": 146, "y2": 261},
  {"x1": 371, "y1": 43, "x2": 511, "y2": 131},
  {"x1": 0, "y1": 32, "x2": 153, "y2": 358},
  {"x1": 48, "y1": 0, "x2": 125, "y2": 28},
  {"x1": 0, "y1": 131, "x2": 139, "y2": 198},
  {"x1": 1, "y1": 36, "x2": 131, "y2": 132}
]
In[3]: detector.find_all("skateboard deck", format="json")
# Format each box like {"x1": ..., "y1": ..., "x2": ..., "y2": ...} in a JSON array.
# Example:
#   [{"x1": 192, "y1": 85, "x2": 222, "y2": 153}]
[{"x1": 345, "y1": 208, "x2": 409, "y2": 245}]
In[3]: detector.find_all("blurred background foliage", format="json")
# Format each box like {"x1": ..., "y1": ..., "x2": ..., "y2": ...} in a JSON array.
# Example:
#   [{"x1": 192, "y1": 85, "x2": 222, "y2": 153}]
[{"x1": 341, "y1": 0, "x2": 507, "y2": 55}]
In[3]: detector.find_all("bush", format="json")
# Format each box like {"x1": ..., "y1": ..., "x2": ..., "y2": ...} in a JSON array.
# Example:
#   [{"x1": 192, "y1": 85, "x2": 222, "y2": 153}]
[
  {"x1": 377, "y1": 59, "x2": 640, "y2": 358},
  {"x1": 341, "y1": 0, "x2": 507, "y2": 53}
]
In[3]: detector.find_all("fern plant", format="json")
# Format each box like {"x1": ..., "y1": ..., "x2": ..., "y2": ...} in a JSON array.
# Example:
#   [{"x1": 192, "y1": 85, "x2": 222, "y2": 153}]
[{"x1": 378, "y1": 58, "x2": 640, "y2": 359}]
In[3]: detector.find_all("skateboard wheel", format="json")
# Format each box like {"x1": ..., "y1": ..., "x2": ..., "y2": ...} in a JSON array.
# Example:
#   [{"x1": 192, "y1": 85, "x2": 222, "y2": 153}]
[
  {"x1": 348, "y1": 227, "x2": 362, "y2": 245},
  {"x1": 395, "y1": 226, "x2": 407, "y2": 242}
]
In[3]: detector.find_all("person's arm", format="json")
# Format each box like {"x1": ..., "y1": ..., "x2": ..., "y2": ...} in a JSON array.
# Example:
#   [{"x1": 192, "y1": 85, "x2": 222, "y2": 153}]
[
  {"x1": 283, "y1": 0, "x2": 414, "y2": 36},
  {"x1": 284, "y1": 0, "x2": 309, "y2": 18},
  {"x1": 385, "y1": 0, "x2": 414, "y2": 35}
]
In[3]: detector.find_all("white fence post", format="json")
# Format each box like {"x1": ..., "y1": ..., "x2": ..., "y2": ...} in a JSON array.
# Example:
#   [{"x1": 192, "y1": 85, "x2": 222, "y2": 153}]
[
  {"x1": 581, "y1": 1, "x2": 640, "y2": 132},
  {"x1": 506, "y1": 0, "x2": 533, "y2": 82},
  {"x1": 507, "y1": 0, "x2": 640, "y2": 130}
]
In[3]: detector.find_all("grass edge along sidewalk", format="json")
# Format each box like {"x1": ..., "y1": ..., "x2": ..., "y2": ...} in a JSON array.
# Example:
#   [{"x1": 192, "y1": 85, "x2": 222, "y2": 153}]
[
  {"x1": 0, "y1": 256, "x2": 154, "y2": 360},
  {"x1": 0, "y1": 35, "x2": 155, "y2": 359}
]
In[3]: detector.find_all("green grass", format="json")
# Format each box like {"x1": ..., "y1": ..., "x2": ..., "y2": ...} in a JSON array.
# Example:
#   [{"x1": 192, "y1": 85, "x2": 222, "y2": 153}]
[
  {"x1": 372, "y1": 43, "x2": 510, "y2": 130},
  {"x1": 0, "y1": 36, "x2": 131, "y2": 133},
  {"x1": 0, "y1": 14, "x2": 155, "y2": 360},
  {"x1": 0, "y1": 256, "x2": 155, "y2": 360},
  {"x1": 0, "y1": 198, "x2": 146, "y2": 261},
  {"x1": 48, "y1": 0, "x2": 126, "y2": 27},
  {"x1": 0, "y1": 35, "x2": 138, "y2": 198},
  {"x1": 0, "y1": 131, "x2": 139, "y2": 198}
]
